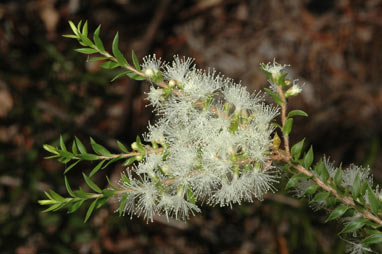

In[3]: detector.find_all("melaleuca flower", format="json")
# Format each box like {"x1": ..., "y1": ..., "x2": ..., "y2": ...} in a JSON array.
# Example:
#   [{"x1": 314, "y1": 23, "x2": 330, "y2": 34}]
[
  {"x1": 119, "y1": 55, "x2": 280, "y2": 222},
  {"x1": 260, "y1": 59, "x2": 289, "y2": 80},
  {"x1": 141, "y1": 54, "x2": 162, "y2": 77}
]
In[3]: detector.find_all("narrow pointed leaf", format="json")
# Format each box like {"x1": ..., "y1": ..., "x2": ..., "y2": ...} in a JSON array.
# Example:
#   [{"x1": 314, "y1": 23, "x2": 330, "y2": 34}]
[
  {"x1": 325, "y1": 204, "x2": 349, "y2": 222},
  {"x1": 304, "y1": 184, "x2": 319, "y2": 195},
  {"x1": 102, "y1": 156, "x2": 123, "y2": 169},
  {"x1": 89, "y1": 160, "x2": 106, "y2": 177},
  {"x1": 43, "y1": 144, "x2": 59, "y2": 155},
  {"x1": 75, "y1": 137, "x2": 87, "y2": 154},
  {"x1": 304, "y1": 146, "x2": 314, "y2": 169},
  {"x1": 60, "y1": 135, "x2": 67, "y2": 152},
  {"x1": 111, "y1": 71, "x2": 129, "y2": 82},
  {"x1": 78, "y1": 153, "x2": 99, "y2": 161},
  {"x1": 264, "y1": 88, "x2": 283, "y2": 106},
  {"x1": 90, "y1": 138, "x2": 112, "y2": 156},
  {"x1": 74, "y1": 48, "x2": 98, "y2": 54},
  {"x1": 84, "y1": 198, "x2": 98, "y2": 223},
  {"x1": 63, "y1": 34, "x2": 78, "y2": 39},
  {"x1": 64, "y1": 176, "x2": 76, "y2": 197},
  {"x1": 132, "y1": 50, "x2": 141, "y2": 71},
  {"x1": 106, "y1": 175, "x2": 119, "y2": 191},
  {"x1": 368, "y1": 184, "x2": 379, "y2": 215},
  {"x1": 352, "y1": 172, "x2": 361, "y2": 200},
  {"x1": 72, "y1": 141, "x2": 78, "y2": 154},
  {"x1": 288, "y1": 110, "x2": 308, "y2": 118},
  {"x1": 291, "y1": 138, "x2": 305, "y2": 160},
  {"x1": 93, "y1": 25, "x2": 105, "y2": 53},
  {"x1": 334, "y1": 167, "x2": 343, "y2": 187},
  {"x1": 83, "y1": 173, "x2": 102, "y2": 193},
  {"x1": 49, "y1": 190, "x2": 65, "y2": 201},
  {"x1": 88, "y1": 56, "x2": 109, "y2": 62},
  {"x1": 68, "y1": 21, "x2": 79, "y2": 36},
  {"x1": 340, "y1": 218, "x2": 368, "y2": 234},
  {"x1": 112, "y1": 32, "x2": 128, "y2": 66},
  {"x1": 283, "y1": 118, "x2": 293, "y2": 136},
  {"x1": 362, "y1": 233, "x2": 382, "y2": 245},
  {"x1": 311, "y1": 192, "x2": 329, "y2": 203},
  {"x1": 68, "y1": 200, "x2": 84, "y2": 213},
  {"x1": 100, "y1": 61, "x2": 120, "y2": 69},
  {"x1": 64, "y1": 160, "x2": 81, "y2": 174},
  {"x1": 117, "y1": 140, "x2": 129, "y2": 153},
  {"x1": 82, "y1": 20, "x2": 88, "y2": 37},
  {"x1": 119, "y1": 194, "x2": 129, "y2": 216}
]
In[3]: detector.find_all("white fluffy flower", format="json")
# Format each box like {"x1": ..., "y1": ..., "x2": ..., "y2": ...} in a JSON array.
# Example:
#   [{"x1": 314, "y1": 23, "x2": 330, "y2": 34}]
[
  {"x1": 119, "y1": 54, "x2": 279, "y2": 221},
  {"x1": 260, "y1": 59, "x2": 289, "y2": 80}
]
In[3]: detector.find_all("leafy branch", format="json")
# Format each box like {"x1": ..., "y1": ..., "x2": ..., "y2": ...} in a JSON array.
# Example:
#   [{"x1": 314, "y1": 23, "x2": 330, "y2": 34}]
[{"x1": 38, "y1": 21, "x2": 382, "y2": 251}]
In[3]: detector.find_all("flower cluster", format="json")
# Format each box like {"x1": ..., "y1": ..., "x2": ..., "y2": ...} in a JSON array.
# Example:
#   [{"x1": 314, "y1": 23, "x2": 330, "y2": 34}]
[{"x1": 119, "y1": 55, "x2": 279, "y2": 221}]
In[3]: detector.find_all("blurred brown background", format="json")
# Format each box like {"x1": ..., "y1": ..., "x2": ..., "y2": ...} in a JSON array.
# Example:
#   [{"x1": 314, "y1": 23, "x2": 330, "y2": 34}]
[{"x1": 0, "y1": 0, "x2": 381, "y2": 253}]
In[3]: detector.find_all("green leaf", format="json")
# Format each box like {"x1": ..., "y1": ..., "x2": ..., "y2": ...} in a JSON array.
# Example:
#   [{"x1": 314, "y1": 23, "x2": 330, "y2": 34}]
[
  {"x1": 277, "y1": 73, "x2": 288, "y2": 86},
  {"x1": 304, "y1": 184, "x2": 319, "y2": 195},
  {"x1": 89, "y1": 160, "x2": 106, "y2": 177},
  {"x1": 126, "y1": 72, "x2": 146, "y2": 81},
  {"x1": 106, "y1": 176, "x2": 119, "y2": 191},
  {"x1": 68, "y1": 20, "x2": 79, "y2": 36},
  {"x1": 264, "y1": 88, "x2": 283, "y2": 106},
  {"x1": 123, "y1": 156, "x2": 136, "y2": 166},
  {"x1": 64, "y1": 160, "x2": 81, "y2": 174},
  {"x1": 286, "y1": 173, "x2": 308, "y2": 189},
  {"x1": 271, "y1": 122, "x2": 282, "y2": 130},
  {"x1": 60, "y1": 135, "x2": 67, "y2": 152},
  {"x1": 49, "y1": 190, "x2": 65, "y2": 202},
  {"x1": 88, "y1": 56, "x2": 109, "y2": 62},
  {"x1": 291, "y1": 138, "x2": 305, "y2": 160},
  {"x1": 362, "y1": 233, "x2": 382, "y2": 245},
  {"x1": 76, "y1": 20, "x2": 82, "y2": 33},
  {"x1": 71, "y1": 141, "x2": 78, "y2": 154},
  {"x1": 311, "y1": 192, "x2": 329, "y2": 203},
  {"x1": 132, "y1": 50, "x2": 141, "y2": 71},
  {"x1": 117, "y1": 140, "x2": 129, "y2": 153},
  {"x1": 288, "y1": 110, "x2": 308, "y2": 118},
  {"x1": 74, "y1": 48, "x2": 98, "y2": 54},
  {"x1": 119, "y1": 194, "x2": 129, "y2": 216},
  {"x1": 62, "y1": 34, "x2": 78, "y2": 39},
  {"x1": 303, "y1": 146, "x2": 314, "y2": 169},
  {"x1": 43, "y1": 144, "x2": 59, "y2": 155},
  {"x1": 83, "y1": 173, "x2": 102, "y2": 193},
  {"x1": 75, "y1": 137, "x2": 87, "y2": 154},
  {"x1": 102, "y1": 156, "x2": 123, "y2": 169},
  {"x1": 68, "y1": 200, "x2": 84, "y2": 214},
  {"x1": 73, "y1": 189, "x2": 92, "y2": 199},
  {"x1": 82, "y1": 20, "x2": 88, "y2": 37},
  {"x1": 111, "y1": 71, "x2": 129, "y2": 82},
  {"x1": 100, "y1": 61, "x2": 120, "y2": 69},
  {"x1": 368, "y1": 184, "x2": 379, "y2": 215},
  {"x1": 334, "y1": 167, "x2": 343, "y2": 187},
  {"x1": 64, "y1": 176, "x2": 76, "y2": 197},
  {"x1": 112, "y1": 32, "x2": 128, "y2": 66},
  {"x1": 90, "y1": 138, "x2": 112, "y2": 156},
  {"x1": 325, "y1": 204, "x2": 349, "y2": 222},
  {"x1": 187, "y1": 188, "x2": 196, "y2": 204},
  {"x1": 339, "y1": 218, "x2": 368, "y2": 234},
  {"x1": 315, "y1": 160, "x2": 329, "y2": 183},
  {"x1": 283, "y1": 118, "x2": 293, "y2": 136},
  {"x1": 78, "y1": 153, "x2": 99, "y2": 161},
  {"x1": 93, "y1": 25, "x2": 105, "y2": 53},
  {"x1": 43, "y1": 203, "x2": 63, "y2": 213},
  {"x1": 84, "y1": 198, "x2": 98, "y2": 223},
  {"x1": 352, "y1": 172, "x2": 361, "y2": 200}
]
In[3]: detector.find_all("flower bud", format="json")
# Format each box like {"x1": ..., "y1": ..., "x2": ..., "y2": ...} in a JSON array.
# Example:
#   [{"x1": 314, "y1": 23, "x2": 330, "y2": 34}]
[
  {"x1": 144, "y1": 68, "x2": 157, "y2": 78},
  {"x1": 285, "y1": 85, "x2": 302, "y2": 98}
]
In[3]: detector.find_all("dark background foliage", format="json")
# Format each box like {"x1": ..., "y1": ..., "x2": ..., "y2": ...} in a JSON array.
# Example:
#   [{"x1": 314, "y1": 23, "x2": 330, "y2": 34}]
[{"x1": 0, "y1": 0, "x2": 381, "y2": 253}]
